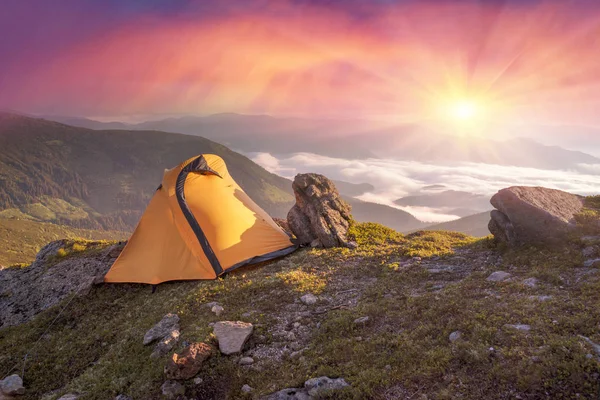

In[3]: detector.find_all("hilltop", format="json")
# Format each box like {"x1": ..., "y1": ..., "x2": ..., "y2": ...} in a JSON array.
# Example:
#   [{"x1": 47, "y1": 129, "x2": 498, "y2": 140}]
[{"x1": 1, "y1": 223, "x2": 600, "y2": 399}]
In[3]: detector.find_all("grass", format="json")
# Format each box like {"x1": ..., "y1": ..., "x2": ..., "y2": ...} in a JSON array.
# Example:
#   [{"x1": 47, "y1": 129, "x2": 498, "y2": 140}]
[
  {"x1": 0, "y1": 218, "x2": 127, "y2": 266},
  {"x1": 1, "y1": 223, "x2": 599, "y2": 399}
]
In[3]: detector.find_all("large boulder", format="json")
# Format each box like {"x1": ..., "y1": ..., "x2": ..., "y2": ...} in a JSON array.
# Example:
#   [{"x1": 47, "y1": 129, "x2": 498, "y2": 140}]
[
  {"x1": 287, "y1": 174, "x2": 353, "y2": 248},
  {"x1": 489, "y1": 186, "x2": 584, "y2": 245}
]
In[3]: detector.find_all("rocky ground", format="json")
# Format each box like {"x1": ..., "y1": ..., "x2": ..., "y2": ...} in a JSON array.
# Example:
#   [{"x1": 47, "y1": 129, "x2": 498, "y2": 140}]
[{"x1": 1, "y1": 221, "x2": 600, "y2": 399}]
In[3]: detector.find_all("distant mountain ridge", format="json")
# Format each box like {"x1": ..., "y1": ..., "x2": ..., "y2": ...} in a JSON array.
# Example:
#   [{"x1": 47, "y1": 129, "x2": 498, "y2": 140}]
[
  {"x1": 0, "y1": 113, "x2": 424, "y2": 232},
  {"x1": 45, "y1": 113, "x2": 600, "y2": 170}
]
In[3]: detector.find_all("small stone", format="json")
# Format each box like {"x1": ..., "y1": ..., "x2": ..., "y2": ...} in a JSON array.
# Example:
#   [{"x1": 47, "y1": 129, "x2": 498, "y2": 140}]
[
  {"x1": 0, "y1": 374, "x2": 25, "y2": 395},
  {"x1": 486, "y1": 271, "x2": 512, "y2": 282},
  {"x1": 583, "y1": 247, "x2": 597, "y2": 258},
  {"x1": 310, "y1": 239, "x2": 323, "y2": 248},
  {"x1": 300, "y1": 294, "x2": 317, "y2": 305},
  {"x1": 239, "y1": 357, "x2": 254, "y2": 365},
  {"x1": 143, "y1": 314, "x2": 180, "y2": 345},
  {"x1": 293, "y1": 322, "x2": 301, "y2": 329},
  {"x1": 355, "y1": 336, "x2": 363, "y2": 341},
  {"x1": 114, "y1": 396, "x2": 132, "y2": 400},
  {"x1": 449, "y1": 331, "x2": 462, "y2": 342},
  {"x1": 213, "y1": 321, "x2": 254, "y2": 355},
  {"x1": 57, "y1": 395, "x2": 78, "y2": 400},
  {"x1": 161, "y1": 380, "x2": 185, "y2": 399},
  {"x1": 504, "y1": 324, "x2": 531, "y2": 331},
  {"x1": 263, "y1": 388, "x2": 311, "y2": 400},
  {"x1": 211, "y1": 305, "x2": 224, "y2": 316},
  {"x1": 584, "y1": 258, "x2": 600, "y2": 268},
  {"x1": 384, "y1": 365, "x2": 391, "y2": 371},
  {"x1": 304, "y1": 376, "x2": 350, "y2": 397},
  {"x1": 522, "y1": 278, "x2": 538, "y2": 288},
  {"x1": 347, "y1": 241, "x2": 358, "y2": 249},
  {"x1": 353, "y1": 316, "x2": 369, "y2": 324},
  {"x1": 412, "y1": 257, "x2": 422, "y2": 262},
  {"x1": 151, "y1": 329, "x2": 180, "y2": 358},
  {"x1": 164, "y1": 342, "x2": 213, "y2": 380},
  {"x1": 193, "y1": 377, "x2": 203, "y2": 385},
  {"x1": 528, "y1": 295, "x2": 553, "y2": 302},
  {"x1": 587, "y1": 353, "x2": 594, "y2": 359},
  {"x1": 241, "y1": 384, "x2": 253, "y2": 393}
]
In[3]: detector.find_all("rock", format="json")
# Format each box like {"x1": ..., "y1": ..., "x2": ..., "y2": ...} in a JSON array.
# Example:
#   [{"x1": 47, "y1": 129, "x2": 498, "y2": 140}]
[
  {"x1": 489, "y1": 186, "x2": 584, "y2": 246},
  {"x1": 161, "y1": 380, "x2": 185, "y2": 399},
  {"x1": 300, "y1": 294, "x2": 317, "y2": 305},
  {"x1": 211, "y1": 305, "x2": 225, "y2": 316},
  {"x1": 522, "y1": 278, "x2": 538, "y2": 288},
  {"x1": 353, "y1": 316, "x2": 369, "y2": 324},
  {"x1": 583, "y1": 246, "x2": 597, "y2": 258},
  {"x1": 304, "y1": 376, "x2": 350, "y2": 397},
  {"x1": 309, "y1": 239, "x2": 322, "y2": 248},
  {"x1": 262, "y1": 388, "x2": 311, "y2": 400},
  {"x1": 239, "y1": 357, "x2": 254, "y2": 365},
  {"x1": 449, "y1": 331, "x2": 462, "y2": 342},
  {"x1": 0, "y1": 241, "x2": 126, "y2": 329},
  {"x1": 193, "y1": 377, "x2": 203, "y2": 385},
  {"x1": 504, "y1": 324, "x2": 531, "y2": 331},
  {"x1": 151, "y1": 329, "x2": 180, "y2": 358},
  {"x1": 164, "y1": 342, "x2": 212, "y2": 380},
  {"x1": 528, "y1": 295, "x2": 553, "y2": 302},
  {"x1": 143, "y1": 314, "x2": 180, "y2": 345},
  {"x1": 486, "y1": 271, "x2": 512, "y2": 282},
  {"x1": 579, "y1": 335, "x2": 600, "y2": 359},
  {"x1": 114, "y1": 396, "x2": 132, "y2": 400},
  {"x1": 287, "y1": 173, "x2": 353, "y2": 248},
  {"x1": 582, "y1": 236, "x2": 600, "y2": 244},
  {"x1": 0, "y1": 375, "x2": 25, "y2": 395},
  {"x1": 213, "y1": 321, "x2": 254, "y2": 355},
  {"x1": 242, "y1": 384, "x2": 253, "y2": 393},
  {"x1": 584, "y1": 258, "x2": 600, "y2": 268},
  {"x1": 57, "y1": 395, "x2": 78, "y2": 400}
]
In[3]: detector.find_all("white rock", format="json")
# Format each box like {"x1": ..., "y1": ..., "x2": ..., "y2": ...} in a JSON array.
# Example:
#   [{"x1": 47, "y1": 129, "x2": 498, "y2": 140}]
[
  {"x1": 211, "y1": 305, "x2": 225, "y2": 316},
  {"x1": 584, "y1": 258, "x2": 600, "y2": 268},
  {"x1": 304, "y1": 376, "x2": 350, "y2": 397},
  {"x1": 213, "y1": 321, "x2": 254, "y2": 355},
  {"x1": 0, "y1": 374, "x2": 25, "y2": 395},
  {"x1": 193, "y1": 377, "x2": 203, "y2": 385},
  {"x1": 300, "y1": 294, "x2": 318, "y2": 305},
  {"x1": 241, "y1": 384, "x2": 253, "y2": 393},
  {"x1": 449, "y1": 331, "x2": 462, "y2": 342},
  {"x1": 239, "y1": 357, "x2": 254, "y2": 365},
  {"x1": 57, "y1": 395, "x2": 79, "y2": 400},
  {"x1": 353, "y1": 316, "x2": 369, "y2": 324},
  {"x1": 486, "y1": 271, "x2": 512, "y2": 282},
  {"x1": 522, "y1": 278, "x2": 538, "y2": 288},
  {"x1": 143, "y1": 313, "x2": 180, "y2": 345},
  {"x1": 504, "y1": 324, "x2": 531, "y2": 331}
]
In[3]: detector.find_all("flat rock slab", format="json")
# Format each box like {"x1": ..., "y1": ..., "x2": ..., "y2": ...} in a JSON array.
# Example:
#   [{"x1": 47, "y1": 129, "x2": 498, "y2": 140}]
[
  {"x1": 305, "y1": 376, "x2": 350, "y2": 396},
  {"x1": 213, "y1": 321, "x2": 253, "y2": 355},
  {"x1": 143, "y1": 313, "x2": 180, "y2": 345},
  {"x1": 487, "y1": 271, "x2": 512, "y2": 282},
  {"x1": 151, "y1": 329, "x2": 180, "y2": 358},
  {"x1": 164, "y1": 342, "x2": 212, "y2": 380}
]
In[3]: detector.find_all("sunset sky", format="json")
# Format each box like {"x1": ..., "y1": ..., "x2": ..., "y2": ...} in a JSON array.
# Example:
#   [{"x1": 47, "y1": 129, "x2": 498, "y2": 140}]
[{"x1": 1, "y1": 0, "x2": 600, "y2": 127}]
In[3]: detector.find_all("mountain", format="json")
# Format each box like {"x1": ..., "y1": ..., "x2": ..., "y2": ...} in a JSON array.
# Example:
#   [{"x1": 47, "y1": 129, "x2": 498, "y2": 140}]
[
  {"x1": 0, "y1": 112, "x2": 294, "y2": 231},
  {"x1": 332, "y1": 180, "x2": 375, "y2": 197},
  {"x1": 0, "y1": 113, "x2": 422, "y2": 233},
  {"x1": 395, "y1": 190, "x2": 491, "y2": 218},
  {"x1": 422, "y1": 211, "x2": 491, "y2": 237},
  {"x1": 46, "y1": 113, "x2": 600, "y2": 170}
]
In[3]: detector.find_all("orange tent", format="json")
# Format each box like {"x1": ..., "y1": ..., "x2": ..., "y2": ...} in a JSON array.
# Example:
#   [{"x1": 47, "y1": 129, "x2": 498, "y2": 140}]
[{"x1": 104, "y1": 154, "x2": 296, "y2": 284}]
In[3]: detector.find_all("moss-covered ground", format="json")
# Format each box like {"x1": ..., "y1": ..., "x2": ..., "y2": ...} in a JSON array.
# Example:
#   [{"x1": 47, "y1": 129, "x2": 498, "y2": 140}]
[{"x1": 1, "y1": 223, "x2": 600, "y2": 399}]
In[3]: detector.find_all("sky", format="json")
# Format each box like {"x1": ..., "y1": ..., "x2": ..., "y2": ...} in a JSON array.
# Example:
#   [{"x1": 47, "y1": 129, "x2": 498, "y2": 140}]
[{"x1": 1, "y1": 0, "x2": 600, "y2": 127}]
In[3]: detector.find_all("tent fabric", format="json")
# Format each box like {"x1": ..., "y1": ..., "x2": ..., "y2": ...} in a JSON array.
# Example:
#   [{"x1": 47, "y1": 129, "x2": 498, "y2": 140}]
[{"x1": 104, "y1": 154, "x2": 296, "y2": 284}]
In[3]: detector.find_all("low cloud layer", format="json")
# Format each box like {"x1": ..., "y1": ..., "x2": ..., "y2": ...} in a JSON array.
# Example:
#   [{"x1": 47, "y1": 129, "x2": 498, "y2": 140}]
[{"x1": 250, "y1": 152, "x2": 600, "y2": 223}]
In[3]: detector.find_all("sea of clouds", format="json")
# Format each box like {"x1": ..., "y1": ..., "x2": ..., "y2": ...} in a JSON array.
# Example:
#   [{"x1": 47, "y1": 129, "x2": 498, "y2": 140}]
[{"x1": 250, "y1": 152, "x2": 600, "y2": 223}]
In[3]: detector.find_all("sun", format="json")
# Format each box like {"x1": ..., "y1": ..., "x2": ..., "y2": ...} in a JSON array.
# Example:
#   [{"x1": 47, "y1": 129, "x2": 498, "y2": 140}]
[{"x1": 449, "y1": 100, "x2": 478, "y2": 121}]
